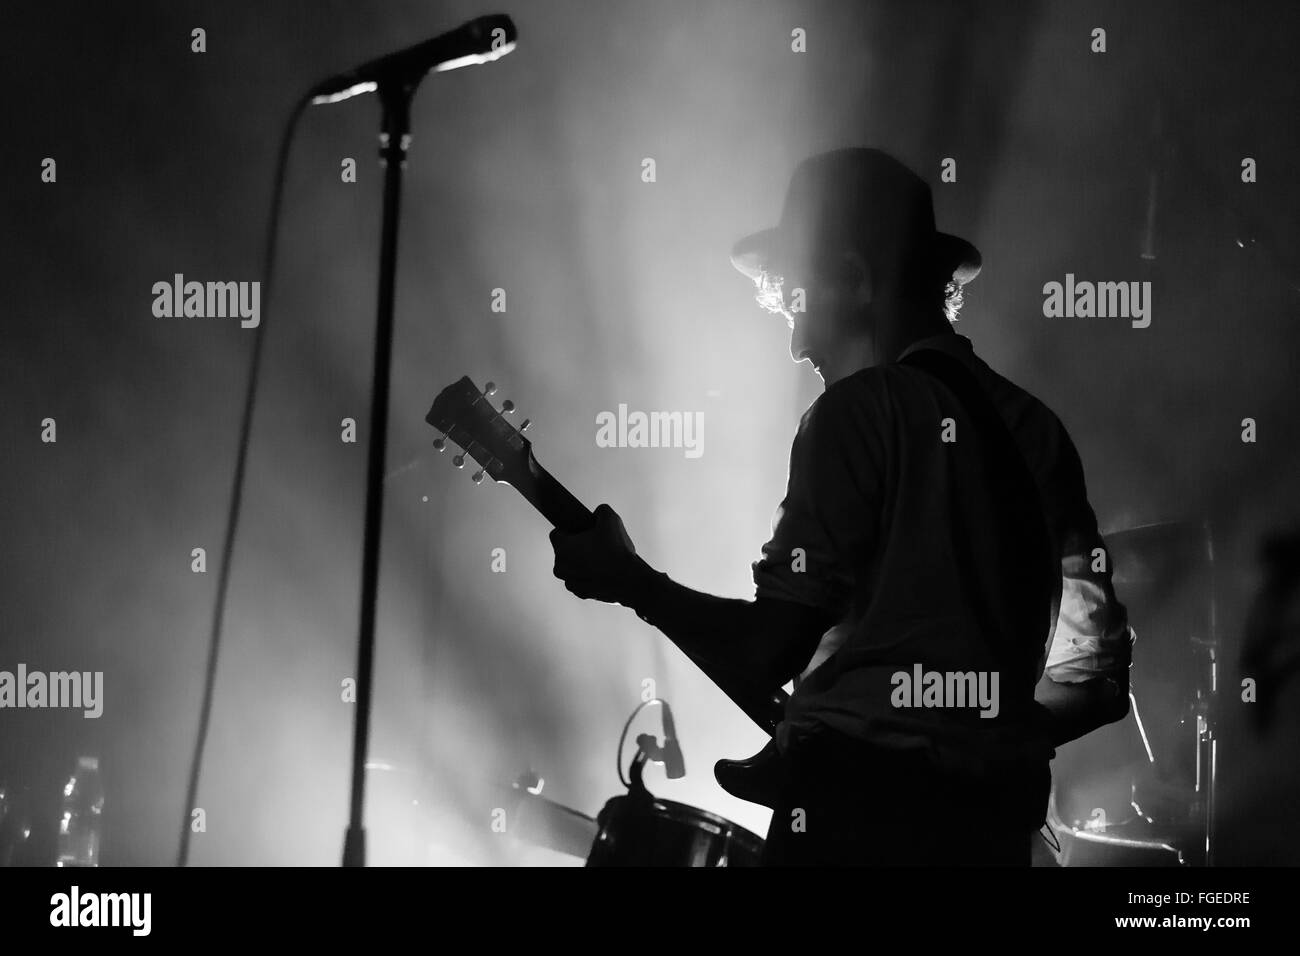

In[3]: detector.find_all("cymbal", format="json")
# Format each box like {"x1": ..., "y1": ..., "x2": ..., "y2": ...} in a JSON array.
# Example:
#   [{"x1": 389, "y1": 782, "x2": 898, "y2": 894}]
[{"x1": 1104, "y1": 519, "x2": 1213, "y2": 587}]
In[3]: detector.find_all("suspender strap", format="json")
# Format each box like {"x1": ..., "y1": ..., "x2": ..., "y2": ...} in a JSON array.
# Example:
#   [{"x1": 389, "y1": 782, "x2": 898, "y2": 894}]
[{"x1": 896, "y1": 347, "x2": 1060, "y2": 695}]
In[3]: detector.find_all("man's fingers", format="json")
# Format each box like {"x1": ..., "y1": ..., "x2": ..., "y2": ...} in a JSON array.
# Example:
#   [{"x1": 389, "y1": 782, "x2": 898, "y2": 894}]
[
  {"x1": 553, "y1": 551, "x2": 586, "y2": 577},
  {"x1": 551, "y1": 504, "x2": 631, "y2": 604},
  {"x1": 553, "y1": 543, "x2": 598, "y2": 571},
  {"x1": 554, "y1": 556, "x2": 596, "y2": 583},
  {"x1": 593, "y1": 503, "x2": 624, "y2": 535},
  {"x1": 561, "y1": 575, "x2": 605, "y2": 600},
  {"x1": 551, "y1": 526, "x2": 600, "y2": 553},
  {"x1": 550, "y1": 534, "x2": 593, "y2": 565}
]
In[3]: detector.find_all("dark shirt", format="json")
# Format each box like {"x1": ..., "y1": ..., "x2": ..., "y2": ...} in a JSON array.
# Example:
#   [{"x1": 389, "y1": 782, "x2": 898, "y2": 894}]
[{"x1": 752, "y1": 333, "x2": 1131, "y2": 772}]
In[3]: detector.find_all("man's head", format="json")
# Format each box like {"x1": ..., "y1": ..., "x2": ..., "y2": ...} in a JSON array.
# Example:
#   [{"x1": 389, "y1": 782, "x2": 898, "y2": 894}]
[{"x1": 731, "y1": 149, "x2": 979, "y2": 383}]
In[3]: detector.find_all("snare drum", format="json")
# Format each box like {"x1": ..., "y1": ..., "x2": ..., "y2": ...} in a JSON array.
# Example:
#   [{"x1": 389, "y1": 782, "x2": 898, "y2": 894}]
[{"x1": 586, "y1": 795, "x2": 765, "y2": 867}]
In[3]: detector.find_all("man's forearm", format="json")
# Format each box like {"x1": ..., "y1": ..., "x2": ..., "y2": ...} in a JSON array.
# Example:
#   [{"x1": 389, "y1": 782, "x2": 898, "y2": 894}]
[
  {"x1": 621, "y1": 556, "x2": 831, "y2": 693},
  {"x1": 1034, "y1": 671, "x2": 1130, "y2": 747}
]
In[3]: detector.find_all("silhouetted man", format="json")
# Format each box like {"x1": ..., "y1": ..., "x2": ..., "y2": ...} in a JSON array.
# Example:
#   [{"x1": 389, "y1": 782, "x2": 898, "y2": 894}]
[{"x1": 550, "y1": 148, "x2": 1132, "y2": 865}]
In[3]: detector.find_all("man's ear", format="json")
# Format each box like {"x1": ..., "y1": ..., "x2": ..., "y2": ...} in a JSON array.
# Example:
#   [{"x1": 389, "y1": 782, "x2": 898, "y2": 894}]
[
  {"x1": 840, "y1": 248, "x2": 873, "y2": 308},
  {"x1": 837, "y1": 248, "x2": 878, "y2": 308}
]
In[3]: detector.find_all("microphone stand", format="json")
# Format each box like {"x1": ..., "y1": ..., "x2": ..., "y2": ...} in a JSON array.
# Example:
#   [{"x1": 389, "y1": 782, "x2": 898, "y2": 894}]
[{"x1": 342, "y1": 79, "x2": 414, "y2": 868}]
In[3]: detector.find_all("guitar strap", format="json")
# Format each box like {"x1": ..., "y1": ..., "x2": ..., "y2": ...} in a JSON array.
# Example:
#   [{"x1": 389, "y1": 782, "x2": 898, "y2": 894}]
[{"x1": 895, "y1": 346, "x2": 1062, "y2": 702}]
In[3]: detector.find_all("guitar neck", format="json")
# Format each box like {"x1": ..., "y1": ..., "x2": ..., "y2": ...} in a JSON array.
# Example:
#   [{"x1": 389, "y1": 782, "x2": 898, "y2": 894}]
[
  {"x1": 519, "y1": 452, "x2": 596, "y2": 533},
  {"x1": 517, "y1": 452, "x2": 785, "y2": 735}
]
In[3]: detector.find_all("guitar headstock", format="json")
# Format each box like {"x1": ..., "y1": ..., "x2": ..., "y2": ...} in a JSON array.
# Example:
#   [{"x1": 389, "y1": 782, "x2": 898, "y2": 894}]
[{"x1": 425, "y1": 376, "x2": 534, "y2": 488}]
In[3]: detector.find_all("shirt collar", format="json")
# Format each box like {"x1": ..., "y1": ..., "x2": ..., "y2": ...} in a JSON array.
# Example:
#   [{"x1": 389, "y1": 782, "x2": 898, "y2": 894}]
[{"x1": 896, "y1": 332, "x2": 973, "y2": 363}]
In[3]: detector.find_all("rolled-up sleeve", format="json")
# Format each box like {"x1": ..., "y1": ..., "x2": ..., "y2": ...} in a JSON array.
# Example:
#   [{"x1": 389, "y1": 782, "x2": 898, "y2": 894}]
[{"x1": 1045, "y1": 524, "x2": 1135, "y2": 683}]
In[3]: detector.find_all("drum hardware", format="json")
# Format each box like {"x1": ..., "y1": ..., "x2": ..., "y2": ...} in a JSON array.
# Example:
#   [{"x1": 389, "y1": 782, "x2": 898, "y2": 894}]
[
  {"x1": 502, "y1": 771, "x2": 601, "y2": 859},
  {"x1": 1039, "y1": 785, "x2": 1186, "y2": 867}
]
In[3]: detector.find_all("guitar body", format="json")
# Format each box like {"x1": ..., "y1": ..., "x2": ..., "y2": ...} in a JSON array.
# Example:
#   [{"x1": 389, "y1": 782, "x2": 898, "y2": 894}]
[{"x1": 713, "y1": 740, "x2": 785, "y2": 809}]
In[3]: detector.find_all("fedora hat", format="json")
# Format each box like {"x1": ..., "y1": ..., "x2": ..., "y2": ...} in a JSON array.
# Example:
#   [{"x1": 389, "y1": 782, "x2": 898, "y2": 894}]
[{"x1": 730, "y1": 148, "x2": 981, "y2": 288}]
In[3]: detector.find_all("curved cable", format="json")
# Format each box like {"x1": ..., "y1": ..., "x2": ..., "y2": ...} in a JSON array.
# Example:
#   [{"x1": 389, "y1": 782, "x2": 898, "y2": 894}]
[{"x1": 176, "y1": 91, "x2": 312, "y2": 867}]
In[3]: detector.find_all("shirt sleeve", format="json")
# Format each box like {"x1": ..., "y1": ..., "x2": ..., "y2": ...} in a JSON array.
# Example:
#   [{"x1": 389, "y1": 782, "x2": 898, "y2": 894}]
[
  {"x1": 1042, "y1": 440, "x2": 1135, "y2": 683},
  {"x1": 751, "y1": 383, "x2": 885, "y2": 619},
  {"x1": 1046, "y1": 538, "x2": 1134, "y2": 682}
]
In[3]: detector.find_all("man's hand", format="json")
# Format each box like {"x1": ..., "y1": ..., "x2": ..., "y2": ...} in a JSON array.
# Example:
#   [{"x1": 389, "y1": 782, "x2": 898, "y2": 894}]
[
  {"x1": 1034, "y1": 669, "x2": 1131, "y2": 748},
  {"x1": 550, "y1": 504, "x2": 648, "y2": 606}
]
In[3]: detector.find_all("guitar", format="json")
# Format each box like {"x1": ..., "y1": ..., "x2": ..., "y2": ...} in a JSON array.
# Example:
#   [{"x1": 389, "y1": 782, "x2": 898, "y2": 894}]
[{"x1": 426, "y1": 376, "x2": 788, "y2": 806}]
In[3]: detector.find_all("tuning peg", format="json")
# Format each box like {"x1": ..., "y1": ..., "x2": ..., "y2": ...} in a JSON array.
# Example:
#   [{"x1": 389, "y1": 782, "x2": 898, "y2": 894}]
[
  {"x1": 452, "y1": 453, "x2": 465, "y2": 469},
  {"x1": 501, "y1": 400, "x2": 515, "y2": 414},
  {"x1": 519, "y1": 419, "x2": 531, "y2": 433},
  {"x1": 432, "y1": 437, "x2": 447, "y2": 452},
  {"x1": 471, "y1": 468, "x2": 486, "y2": 484},
  {"x1": 484, "y1": 381, "x2": 497, "y2": 396}
]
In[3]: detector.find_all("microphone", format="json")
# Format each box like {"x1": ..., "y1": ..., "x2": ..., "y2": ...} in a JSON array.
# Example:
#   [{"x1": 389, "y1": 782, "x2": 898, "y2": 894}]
[
  {"x1": 632, "y1": 700, "x2": 686, "y2": 779},
  {"x1": 310, "y1": 14, "x2": 517, "y2": 105},
  {"x1": 659, "y1": 701, "x2": 686, "y2": 779}
]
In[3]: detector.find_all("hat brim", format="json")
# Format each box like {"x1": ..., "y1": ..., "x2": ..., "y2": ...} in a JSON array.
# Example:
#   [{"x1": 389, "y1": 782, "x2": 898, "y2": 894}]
[
  {"x1": 937, "y1": 233, "x2": 982, "y2": 285},
  {"x1": 728, "y1": 228, "x2": 785, "y2": 282},
  {"x1": 730, "y1": 228, "x2": 982, "y2": 286}
]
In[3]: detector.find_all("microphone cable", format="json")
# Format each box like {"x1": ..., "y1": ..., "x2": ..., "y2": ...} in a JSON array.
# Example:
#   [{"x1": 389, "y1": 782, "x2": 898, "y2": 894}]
[{"x1": 176, "y1": 90, "x2": 312, "y2": 866}]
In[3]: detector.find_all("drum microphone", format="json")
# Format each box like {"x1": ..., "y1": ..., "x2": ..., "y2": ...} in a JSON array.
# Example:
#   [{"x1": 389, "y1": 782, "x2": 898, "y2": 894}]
[
  {"x1": 660, "y1": 702, "x2": 686, "y2": 780},
  {"x1": 634, "y1": 701, "x2": 686, "y2": 780},
  {"x1": 309, "y1": 14, "x2": 517, "y2": 104}
]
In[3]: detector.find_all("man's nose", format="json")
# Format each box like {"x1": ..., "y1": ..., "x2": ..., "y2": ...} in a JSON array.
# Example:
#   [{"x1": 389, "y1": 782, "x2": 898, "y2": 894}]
[{"x1": 789, "y1": 324, "x2": 809, "y2": 363}]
